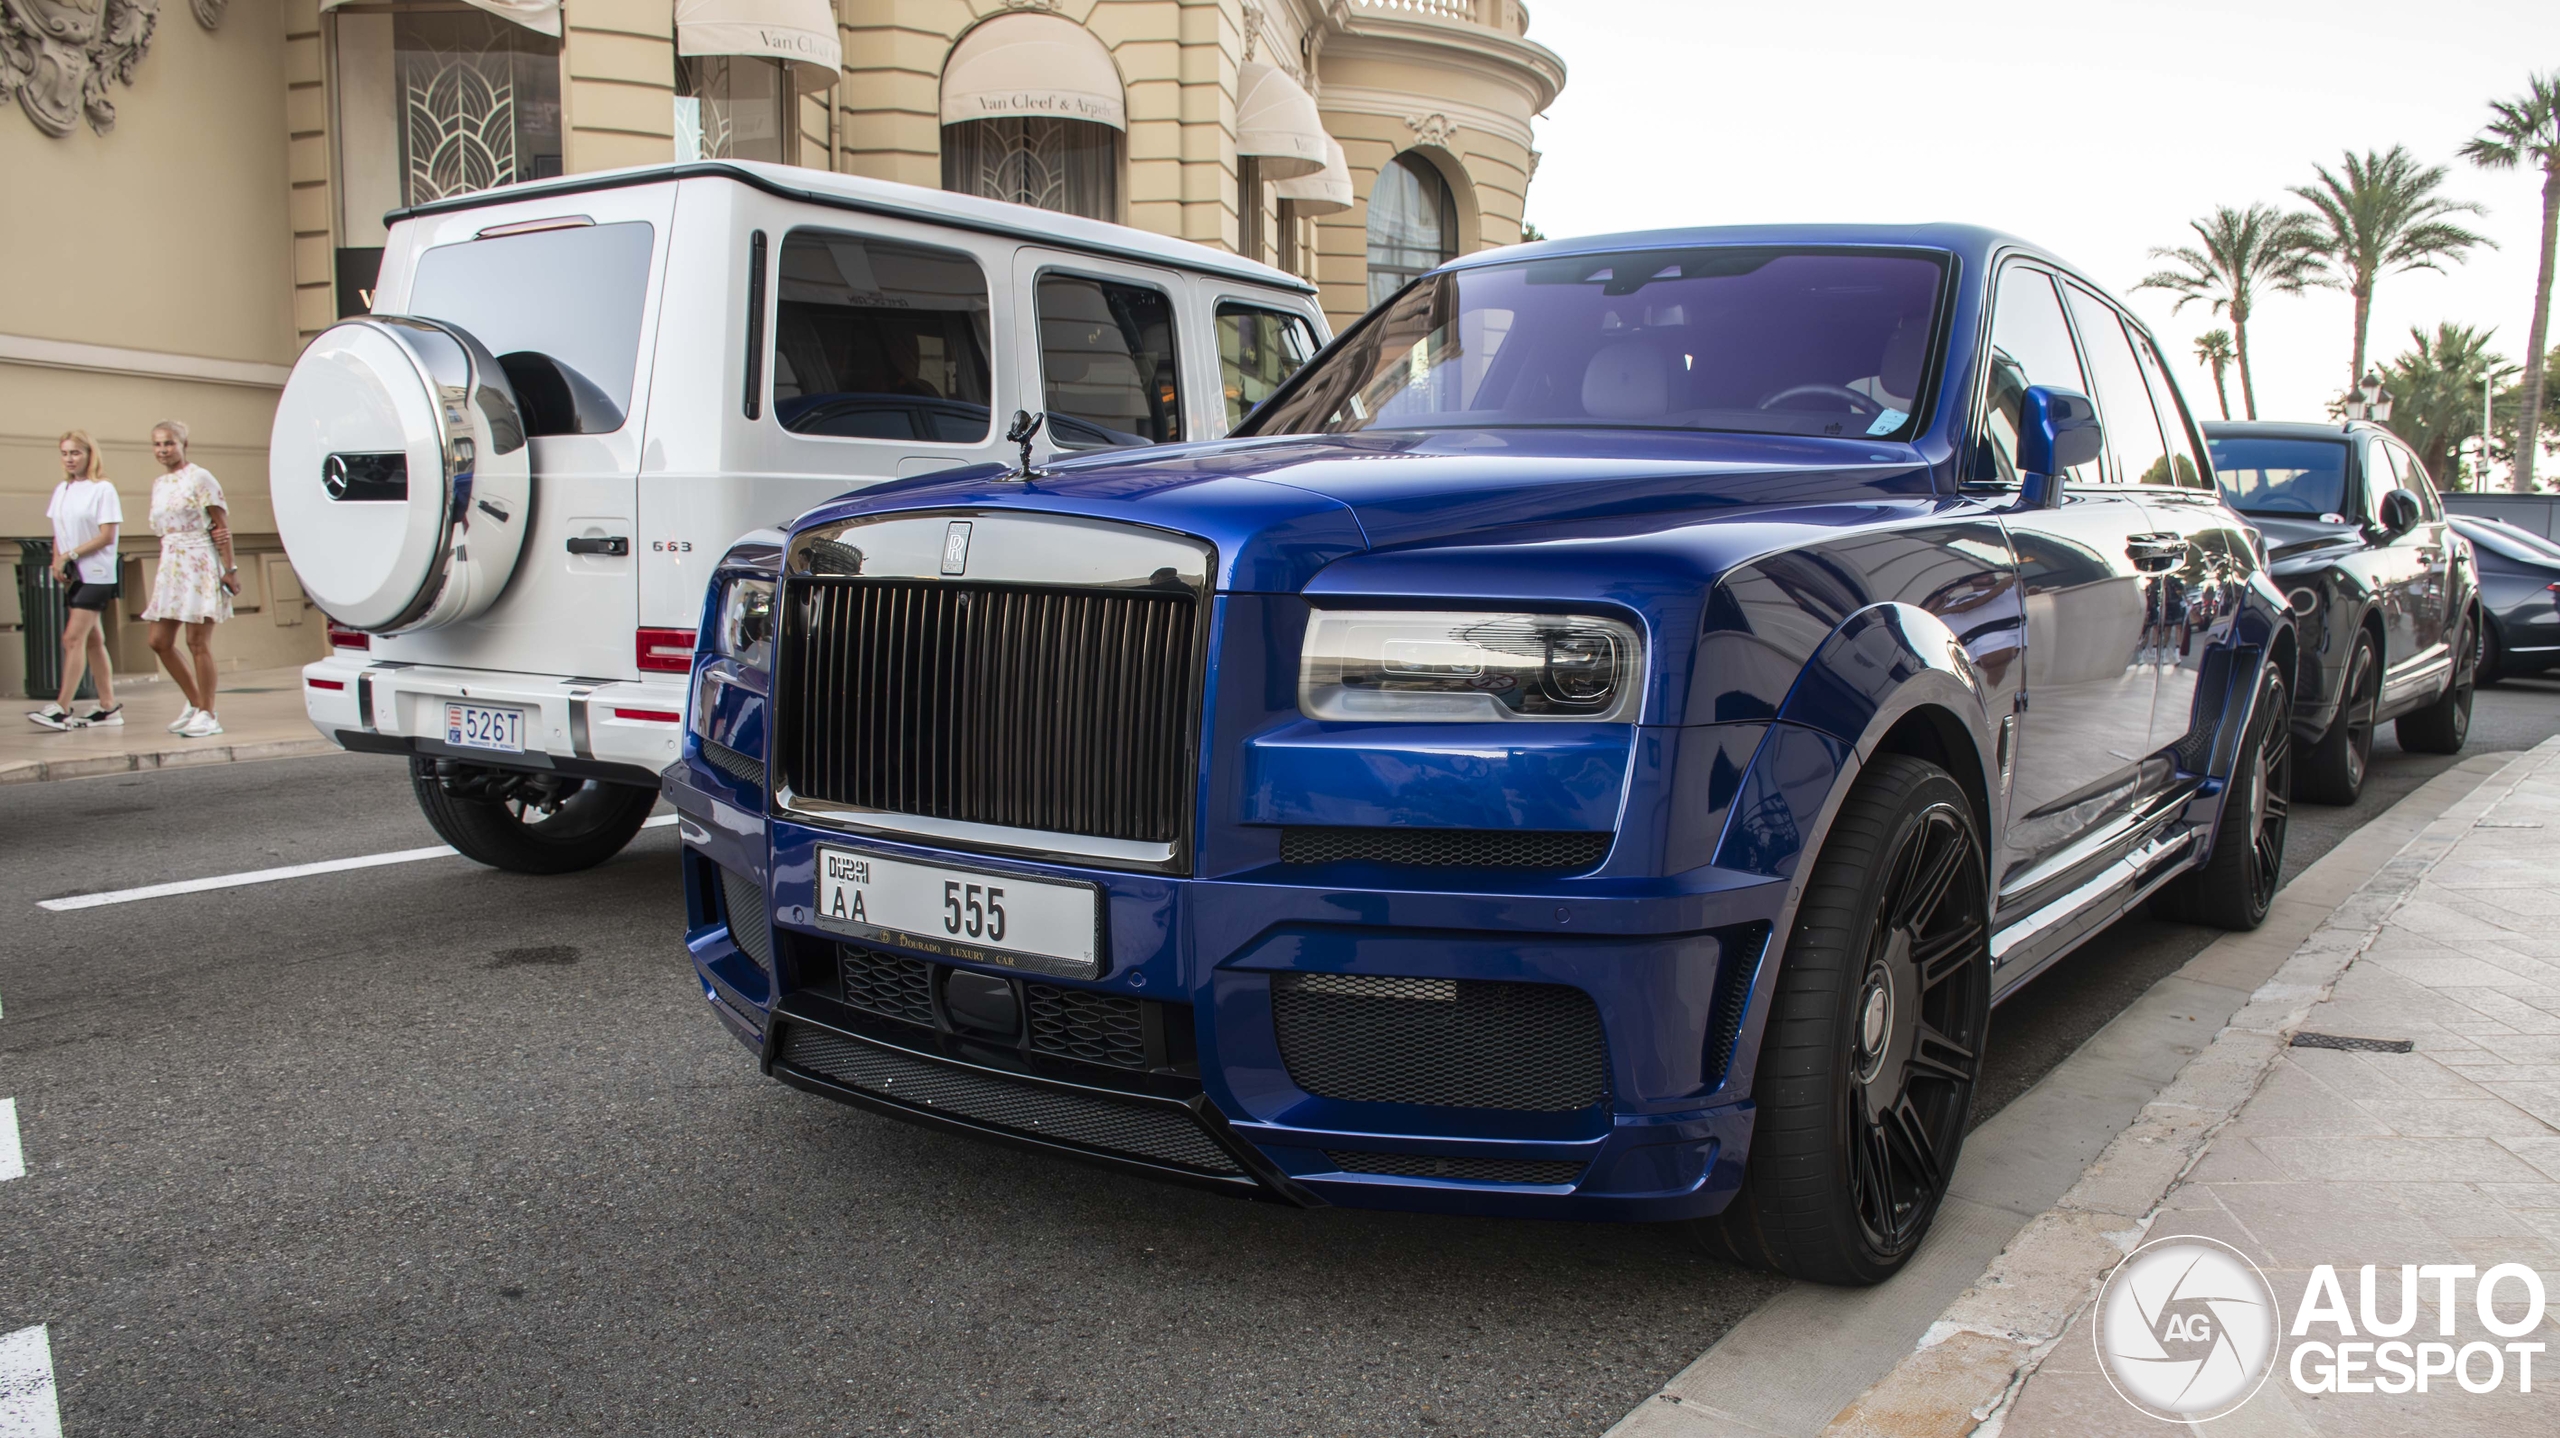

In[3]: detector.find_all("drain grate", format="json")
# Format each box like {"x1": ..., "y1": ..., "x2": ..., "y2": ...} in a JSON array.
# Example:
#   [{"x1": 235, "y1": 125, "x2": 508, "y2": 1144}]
[{"x1": 2291, "y1": 1032, "x2": 2414, "y2": 1054}]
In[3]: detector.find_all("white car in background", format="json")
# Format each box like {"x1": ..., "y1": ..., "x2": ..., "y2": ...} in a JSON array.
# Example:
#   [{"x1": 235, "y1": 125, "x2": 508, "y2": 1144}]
[{"x1": 271, "y1": 160, "x2": 1326, "y2": 872}]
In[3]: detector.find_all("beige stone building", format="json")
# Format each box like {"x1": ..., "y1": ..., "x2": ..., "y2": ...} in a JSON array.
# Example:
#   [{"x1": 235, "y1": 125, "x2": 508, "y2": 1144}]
[{"x1": 0, "y1": 0, "x2": 1561, "y2": 693}]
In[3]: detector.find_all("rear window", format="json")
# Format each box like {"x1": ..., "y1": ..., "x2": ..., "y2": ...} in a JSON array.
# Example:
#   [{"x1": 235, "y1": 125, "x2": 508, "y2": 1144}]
[
  {"x1": 772, "y1": 229, "x2": 994, "y2": 443},
  {"x1": 1037, "y1": 274, "x2": 1183, "y2": 449},
  {"x1": 2207, "y1": 436, "x2": 2350, "y2": 518},
  {"x1": 2456, "y1": 518, "x2": 2560, "y2": 565},
  {"x1": 1216, "y1": 303, "x2": 1318, "y2": 430},
  {"x1": 408, "y1": 221, "x2": 656, "y2": 431}
]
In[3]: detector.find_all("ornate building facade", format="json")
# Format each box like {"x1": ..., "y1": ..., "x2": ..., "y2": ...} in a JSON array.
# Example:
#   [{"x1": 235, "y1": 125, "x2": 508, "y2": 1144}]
[{"x1": 0, "y1": 0, "x2": 1561, "y2": 685}]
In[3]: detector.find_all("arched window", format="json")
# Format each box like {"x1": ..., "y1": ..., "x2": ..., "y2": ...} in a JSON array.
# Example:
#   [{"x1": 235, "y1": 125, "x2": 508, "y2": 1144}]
[
  {"x1": 1366, "y1": 152, "x2": 1456, "y2": 306},
  {"x1": 943, "y1": 119, "x2": 1121, "y2": 222},
  {"x1": 938, "y1": 14, "x2": 1127, "y2": 223}
]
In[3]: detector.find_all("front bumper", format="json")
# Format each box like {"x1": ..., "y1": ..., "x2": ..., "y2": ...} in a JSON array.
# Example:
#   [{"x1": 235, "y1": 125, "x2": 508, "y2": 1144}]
[
  {"x1": 303, "y1": 651, "x2": 681, "y2": 785},
  {"x1": 664, "y1": 755, "x2": 1780, "y2": 1223}
]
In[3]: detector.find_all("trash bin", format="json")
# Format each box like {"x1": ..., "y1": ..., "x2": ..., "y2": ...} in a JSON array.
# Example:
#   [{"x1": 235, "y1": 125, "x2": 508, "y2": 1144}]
[{"x1": 16, "y1": 539, "x2": 95, "y2": 702}]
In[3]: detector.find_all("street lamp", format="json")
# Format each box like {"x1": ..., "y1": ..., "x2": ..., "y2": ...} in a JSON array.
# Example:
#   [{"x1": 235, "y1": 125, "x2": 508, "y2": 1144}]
[{"x1": 2343, "y1": 371, "x2": 2394, "y2": 424}]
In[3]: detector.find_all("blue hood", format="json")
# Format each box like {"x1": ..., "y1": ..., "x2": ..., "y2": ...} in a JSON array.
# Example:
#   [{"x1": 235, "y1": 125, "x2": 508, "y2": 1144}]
[{"x1": 792, "y1": 428, "x2": 1941, "y2": 592}]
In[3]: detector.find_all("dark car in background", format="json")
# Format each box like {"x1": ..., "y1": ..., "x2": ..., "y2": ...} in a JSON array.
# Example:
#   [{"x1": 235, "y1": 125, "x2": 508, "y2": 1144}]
[
  {"x1": 670, "y1": 224, "x2": 2298, "y2": 1288},
  {"x1": 2203, "y1": 421, "x2": 2478, "y2": 803},
  {"x1": 2451, "y1": 515, "x2": 2560, "y2": 682}
]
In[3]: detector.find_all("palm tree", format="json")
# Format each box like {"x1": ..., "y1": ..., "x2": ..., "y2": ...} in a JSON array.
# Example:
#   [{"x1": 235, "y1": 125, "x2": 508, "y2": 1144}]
[
  {"x1": 2379, "y1": 323, "x2": 2516, "y2": 485},
  {"x1": 2464, "y1": 72, "x2": 2560, "y2": 491},
  {"x1": 2193, "y1": 328, "x2": 2237, "y2": 419},
  {"x1": 2292, "y1": 146, "x2": 2492, "y2": 395},
  {"x1": 2138, "y1": 204, "x2": 2326, "y2": 420}
]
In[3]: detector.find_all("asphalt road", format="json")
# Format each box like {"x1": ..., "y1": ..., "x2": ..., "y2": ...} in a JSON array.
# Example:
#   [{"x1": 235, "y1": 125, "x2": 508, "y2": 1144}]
[{"x1": 3, "y1": 676, "x2": 2554, "y2": 1437}]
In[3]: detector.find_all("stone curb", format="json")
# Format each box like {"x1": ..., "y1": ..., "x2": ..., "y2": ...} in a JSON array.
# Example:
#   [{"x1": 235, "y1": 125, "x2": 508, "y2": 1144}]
[
  {"x1": 1820, "y1": 739, "x2": 2560, "y2": 1438},
  {"x1": 0, "y1": 736, "x2": 341, "y2": 785}
]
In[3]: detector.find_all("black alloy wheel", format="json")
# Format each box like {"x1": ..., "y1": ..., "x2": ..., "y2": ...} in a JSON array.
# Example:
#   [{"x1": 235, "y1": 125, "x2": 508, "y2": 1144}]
[
  {"x1": 1702, "y1": 755, "x2": 1989, "y2": 1287},
  {"x1": 2397, "y1": 609, "x2": 2476, "y2": 754},
  {"x1": 2297, "y1": 632, "x2": 2377, "y2": 805},
  {"x1": 2152, "y1": 664, "x2": 2291, "y2": 931}
]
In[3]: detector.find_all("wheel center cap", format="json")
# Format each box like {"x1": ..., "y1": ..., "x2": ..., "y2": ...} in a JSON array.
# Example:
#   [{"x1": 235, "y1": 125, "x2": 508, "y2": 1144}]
[{"x1": 1856, "y1": 974, "x2": 1893, "y2": 1082}]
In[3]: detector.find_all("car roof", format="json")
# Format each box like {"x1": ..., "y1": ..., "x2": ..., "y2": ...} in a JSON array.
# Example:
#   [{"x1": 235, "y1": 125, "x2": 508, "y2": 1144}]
[
  {"x1": 384, "y1": 160, "x2": 1318, "y2": 296},
  {"x1": 1437, "y1": 222, "x2": 2047, "y2": 275},
  {"x1": 2201, "y1": 421, "x2": 2372, "y2": 440}
]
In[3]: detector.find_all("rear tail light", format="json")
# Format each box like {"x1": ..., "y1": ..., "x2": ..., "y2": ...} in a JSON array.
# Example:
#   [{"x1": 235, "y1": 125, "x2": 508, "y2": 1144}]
[
  {"x1": 307, "y1": 678, "x2": 346, "y2": 691},
  {"x1": 637, "y1": 627, "x2": 696, "y2": 673},
  {"x1": 326, "y1": 624, "x2": 370, "y2": 651},
  {"x1": 611, "y1": 707, "x2": 682, "y2": 723}
]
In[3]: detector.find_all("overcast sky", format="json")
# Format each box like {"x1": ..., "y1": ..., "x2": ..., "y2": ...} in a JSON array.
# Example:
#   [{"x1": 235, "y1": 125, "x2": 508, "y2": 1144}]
[{"x1": 1521, "y1": 0, "x2": 2560, "y2": 457}]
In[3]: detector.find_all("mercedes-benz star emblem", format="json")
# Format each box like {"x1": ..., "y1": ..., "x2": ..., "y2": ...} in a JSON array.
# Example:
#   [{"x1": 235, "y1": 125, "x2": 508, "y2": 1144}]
[{"x1": 323, "y1": 453, "x2": 351, "y2": 501}]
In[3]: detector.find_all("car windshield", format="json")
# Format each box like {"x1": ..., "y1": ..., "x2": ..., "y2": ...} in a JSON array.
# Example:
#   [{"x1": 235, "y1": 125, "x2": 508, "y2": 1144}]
[
  {"x1": 2454, "y1": 517, "x2": 2560, "y2": 566},
  {"x1": 2207, "y1": 436, "x2": 2351, "y2": 517},
  {"x1": 1238, "y1": 247, "x2": 1946, "y2": 441}
]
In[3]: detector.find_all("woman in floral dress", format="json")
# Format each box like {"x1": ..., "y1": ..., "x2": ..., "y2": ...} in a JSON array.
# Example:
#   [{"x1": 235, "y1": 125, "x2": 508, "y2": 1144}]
[{"x1": 140, "y1": 421, "x2": 240, "y2": 738}]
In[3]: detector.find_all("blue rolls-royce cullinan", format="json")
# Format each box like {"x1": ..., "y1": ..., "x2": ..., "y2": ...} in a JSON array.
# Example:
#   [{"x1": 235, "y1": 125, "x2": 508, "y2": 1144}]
[{"x1": 665, "y1": 225, "x2": 2294, "y2": 1286}]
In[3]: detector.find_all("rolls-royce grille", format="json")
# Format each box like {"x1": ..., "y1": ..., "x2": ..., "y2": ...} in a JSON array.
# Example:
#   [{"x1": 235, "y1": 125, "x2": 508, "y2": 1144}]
[
  {"x1": 781, "y1": 578, "x2": 1199, "y2": 845},
  {"x1": 1272, "y1": 972, "x2": 1609, "y2": 1112},
  {"x1": 1326, "y1": 1150, "x2": 1585, "y2": 1185}
]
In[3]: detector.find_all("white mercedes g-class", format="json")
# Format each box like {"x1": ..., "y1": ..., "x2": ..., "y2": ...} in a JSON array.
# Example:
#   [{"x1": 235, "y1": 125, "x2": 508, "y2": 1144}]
[{"x1": 272, "y1": 160, "x2": 1326, "y2": 873}]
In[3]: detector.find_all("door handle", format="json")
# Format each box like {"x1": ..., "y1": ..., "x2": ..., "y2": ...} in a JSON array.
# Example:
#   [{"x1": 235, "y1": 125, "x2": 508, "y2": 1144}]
[
  {"x1": 2125, "y1": 533, "x2": 2186, "y2": 571},
  {"x1": 566, "y1": 536, "x2": 629, "y2": 556}
]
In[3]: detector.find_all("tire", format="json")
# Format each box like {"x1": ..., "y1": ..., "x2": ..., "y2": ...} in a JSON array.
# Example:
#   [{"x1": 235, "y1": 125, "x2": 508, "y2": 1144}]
[
  {"x1": 2396, "y1": 609, "x2": 2476, "y2": 755},
  {"x1": 1701, "y1": 754, "x2": 1990, "y2": 1287},
  {"x1": 2476, "y1": 616, "x2": 2504, "y2": 687},
  {"x1": 408, "y1": 757, "x2": 657, "y2": 875},
  {"x1": 2150, "y1": 664, "x2": 2290, "y2": 931},
  {"x1": 2296, "y1": 631, "x2": 2376, "y2": 805}
]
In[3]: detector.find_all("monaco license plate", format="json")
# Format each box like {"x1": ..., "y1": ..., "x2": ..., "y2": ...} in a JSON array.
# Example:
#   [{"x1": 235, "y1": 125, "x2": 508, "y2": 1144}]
[
  {"x1": 813, "y1": 846, "x2": 1100, "y2": 979},
  {"x1": 443, "y1": 701, "x2": 525, "y2": 753}
]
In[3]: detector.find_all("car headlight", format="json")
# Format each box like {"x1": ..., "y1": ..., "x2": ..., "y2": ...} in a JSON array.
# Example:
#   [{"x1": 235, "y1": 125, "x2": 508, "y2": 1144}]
[
  {"x1": 717, "y1": 578, "x2": 775, "y2": 670},
  {"x1": 1299, "y1": 610, "x2": 1643, "y2": 722}
]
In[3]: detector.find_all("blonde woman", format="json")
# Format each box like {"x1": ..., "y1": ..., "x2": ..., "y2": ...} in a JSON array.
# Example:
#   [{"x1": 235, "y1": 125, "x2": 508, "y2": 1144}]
[
  {"x1": 139, "y1": 421, "x2": 238, "y2": 738},
  {"x1": 28, "y1": 431, "x2": 124, "y2": 730}
]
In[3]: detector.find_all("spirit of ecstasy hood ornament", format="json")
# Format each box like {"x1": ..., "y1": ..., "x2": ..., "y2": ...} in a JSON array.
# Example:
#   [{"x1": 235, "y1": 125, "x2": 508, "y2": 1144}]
[{"x1": 1006, "y1": 409, "x2": 1045, "y2": 481}]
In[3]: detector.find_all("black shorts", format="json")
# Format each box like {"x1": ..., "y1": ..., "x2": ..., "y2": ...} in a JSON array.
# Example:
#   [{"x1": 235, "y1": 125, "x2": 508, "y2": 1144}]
[{"x1": 66, "y1": 581, "x2": 120, "y2": 612}]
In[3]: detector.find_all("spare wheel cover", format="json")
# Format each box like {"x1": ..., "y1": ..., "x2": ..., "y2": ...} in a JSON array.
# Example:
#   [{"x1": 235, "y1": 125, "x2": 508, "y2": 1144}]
[{"x1": 270, "y1": 316, "x2": 532, "y2": 632}]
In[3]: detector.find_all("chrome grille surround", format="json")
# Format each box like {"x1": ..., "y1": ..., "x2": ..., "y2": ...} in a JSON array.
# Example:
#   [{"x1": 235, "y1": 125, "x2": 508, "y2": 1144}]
[{"x1": 771, "y1": 511, "x2": 1216, "y2": 873}]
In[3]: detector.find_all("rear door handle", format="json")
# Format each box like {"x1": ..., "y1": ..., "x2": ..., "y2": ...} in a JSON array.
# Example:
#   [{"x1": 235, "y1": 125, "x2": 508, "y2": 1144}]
[
  {"x1": 2126, "y1": 532, "x2": 2186, "y2": 571},
  {"x1": 566, "y1": 536, "x2": 629, "y2": 556}
]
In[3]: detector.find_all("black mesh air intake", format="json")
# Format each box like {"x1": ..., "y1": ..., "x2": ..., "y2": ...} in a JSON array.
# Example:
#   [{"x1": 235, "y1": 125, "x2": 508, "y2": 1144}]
[
  {"x1": 1025, "y1": 983, "x2": 1148, "y2": 1070},
  {"x1": 701, "y1": 738, "x2": 765, "y2": 787},
  {"x1": 780, "y1": 578, "x2": 1200, "y2": 844},
  {"x1": 719, "y1": 868, "x2": 773, "y2": 969},
  {"x1": 777, "y1": 1026, "x2": 1240, "y2": 1175},
  {"x1": 1279, "y1": 827, "x2": 1611, "y2": 871},
  {"x1": 1271, "y1": 973, "x2": 1608, "y2": 1111},
  {"x1": 839, "y1": 945, "x2": 936, "y2": 1027},
  {"x1": 1326, "y1": 1150, "x2": 1585, "y2": 1186},
  {"x1": 1703, "y1": 924, "x2": 1771, "y2": 1088}
]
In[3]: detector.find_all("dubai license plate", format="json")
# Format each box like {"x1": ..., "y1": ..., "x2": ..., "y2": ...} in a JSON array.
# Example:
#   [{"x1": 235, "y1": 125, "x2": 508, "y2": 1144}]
[
  {"x1": 813, "y1": 845, "x2": 1100, "y2": 979},
  {"x1": 444, "y1": 701, "x2": 525, "y2": 753}
]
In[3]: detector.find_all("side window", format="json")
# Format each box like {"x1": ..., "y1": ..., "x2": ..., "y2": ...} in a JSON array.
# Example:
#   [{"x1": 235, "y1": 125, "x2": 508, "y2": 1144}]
[
  {"x1": 2061, "y1": 283, "x2": 2174, "y2": 488},
  {"x1": 2360, "y1": 440, "x2": 2402, "y2": 523},
  {"x1": 2395, "y1": 443, "x2": 2443, "y2": 519},
  {"x1": 1037, "y1": 273, "x2": 1183, "y2": 449},
  {"x1": 1977, "y1": 266, "x2": 2097, "y2": 486},
  {"x1": 771, "y1": 230, "x2": 994, "y2": 442},
  {"x1": 2129, "y1": 329, "x2": 2211, "y2": 490},
  {"x1": 1215, "y1": 303, "x2": 1318, "y2": 430}
]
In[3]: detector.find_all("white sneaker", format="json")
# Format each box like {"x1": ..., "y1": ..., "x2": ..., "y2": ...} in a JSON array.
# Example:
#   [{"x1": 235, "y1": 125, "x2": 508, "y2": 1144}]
[
  {"x1": 26, "y1": 704, "x2": 82, "y2": 731},
  {"x1": 180, "y1": 709, "x2": 224, "y2": 738},
  {"x1": 79, "y1": 704, "x2": 123, "y2": 728},
  {"x1": 167, "y1": 705, "x2": 199, "y2": 734}
]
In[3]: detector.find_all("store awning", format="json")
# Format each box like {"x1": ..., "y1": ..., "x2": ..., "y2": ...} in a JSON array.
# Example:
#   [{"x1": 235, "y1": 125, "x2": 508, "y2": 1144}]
[
  {"x1": 320, "y1": 0, "x2": 559, "y2": 37},
  {"x1": 1275, "y1": 135, "x2": 1353, "y2": 215},
  {"x1": 1235, "y1": 62, "x2": 1326, "y2": 181},
  {"x1": 676, "y1": 0, "x2": 842, "y2": 93},
  {"x1": 940, "y1": 13, "x2": 1126, "y2": 130}
]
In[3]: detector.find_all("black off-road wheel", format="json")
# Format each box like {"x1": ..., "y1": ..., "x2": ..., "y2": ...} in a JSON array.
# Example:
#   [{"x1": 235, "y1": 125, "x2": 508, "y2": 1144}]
[
  {"x1": 409, "y1": 757, "x2": 657, "y2": 875},
  {"x1": 2297, "y1": 631, "x2": 2376, "y2": 805},
  {"x1": 1701, "y1": 755, "x2": 1990, "y2": 1287},
  {"x1": 2396, "y1": 610, "x2": 2476, "y2": 755},
  {"x1": 2151, "y1": 664, "x2": 2290, "y2": 931}
]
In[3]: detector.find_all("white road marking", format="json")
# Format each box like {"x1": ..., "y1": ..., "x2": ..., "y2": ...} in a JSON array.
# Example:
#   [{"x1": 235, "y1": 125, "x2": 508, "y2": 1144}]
[
  {"x1": 0, "y1": 1101, "x2": 20, "y2": 1183},
  {"x1": 38, "y1": 814, "x2": 679, "y2": 912},
  {"x1": 0, "y1": 1326, "x2": 61, "y2": 1438}
]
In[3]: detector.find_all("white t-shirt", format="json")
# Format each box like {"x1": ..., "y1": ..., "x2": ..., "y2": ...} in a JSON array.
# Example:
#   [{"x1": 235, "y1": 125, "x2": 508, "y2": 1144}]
[{"x1": 48, "y1": 479, "x2": 125, "y2": 585}]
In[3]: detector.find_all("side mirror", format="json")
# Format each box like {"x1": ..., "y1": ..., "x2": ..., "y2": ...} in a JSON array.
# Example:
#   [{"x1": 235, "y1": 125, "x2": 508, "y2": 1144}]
[
  {"x1": 2014, "y1": 386, "x2": 2102, "y2": 510},
  {"x1": 2376, "y1": 488, "x2": 2420, "y2": 538}
]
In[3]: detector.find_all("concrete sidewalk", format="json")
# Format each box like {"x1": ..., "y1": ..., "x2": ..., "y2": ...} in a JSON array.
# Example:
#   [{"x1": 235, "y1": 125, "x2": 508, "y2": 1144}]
[
  {"x1": 2, "y1": 666, "x2": 333, "y2": 784},
  {"x1": 1830, "y1": 738, "x2": 2560, "y2": 1437}
]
